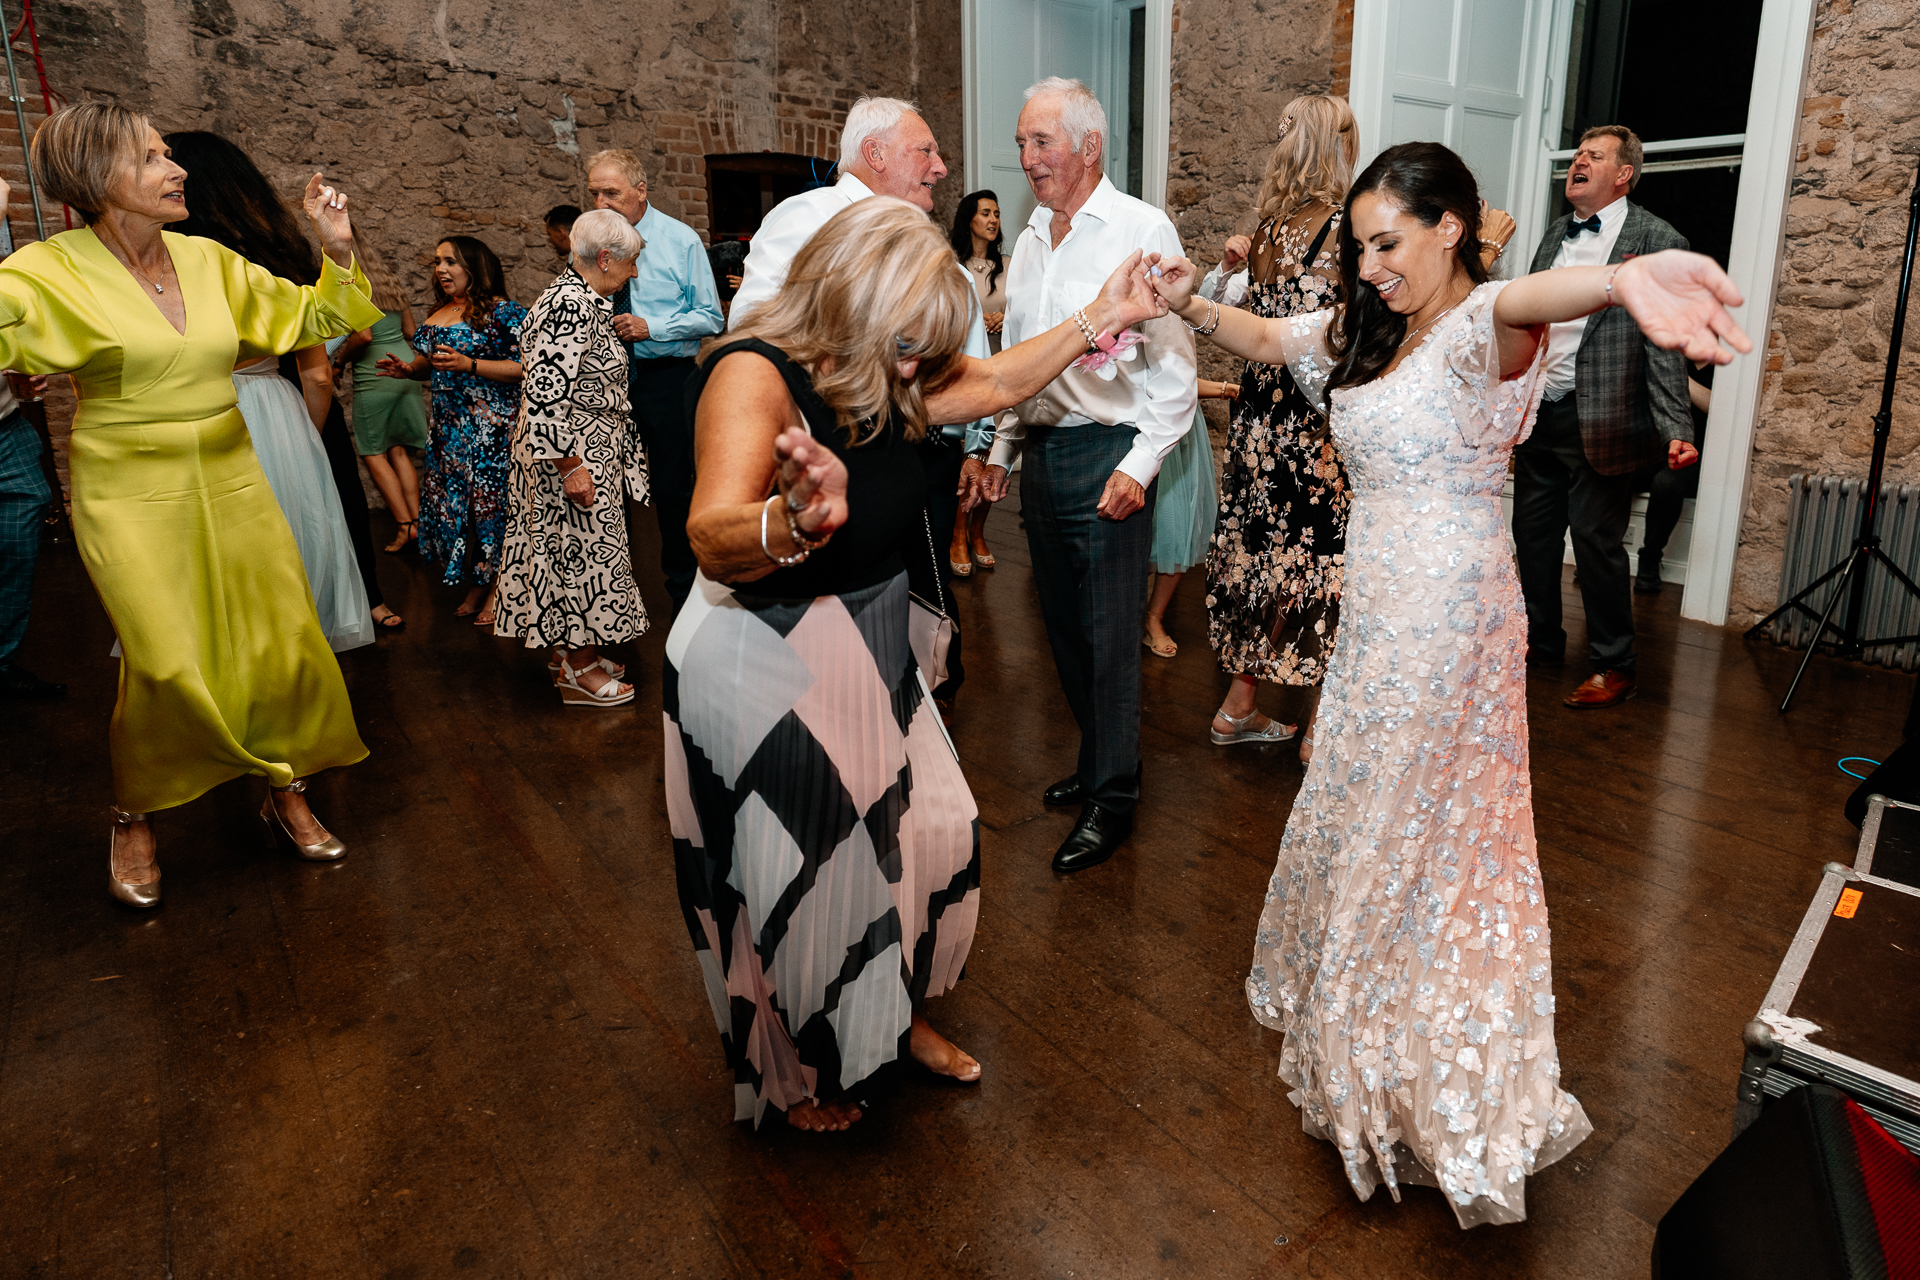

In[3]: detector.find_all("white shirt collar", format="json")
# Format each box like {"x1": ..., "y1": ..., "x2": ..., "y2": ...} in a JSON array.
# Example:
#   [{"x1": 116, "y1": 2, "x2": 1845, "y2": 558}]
[
  {"x1": 1028, "y1": 174, "x2": 1120, "y2": 235},
  {"x1": 836, "y1": 172, "x2": 875, "y2": 201},
  {"x1": 1582, "y1": 196, "x2": 1630, "y2": 231}
]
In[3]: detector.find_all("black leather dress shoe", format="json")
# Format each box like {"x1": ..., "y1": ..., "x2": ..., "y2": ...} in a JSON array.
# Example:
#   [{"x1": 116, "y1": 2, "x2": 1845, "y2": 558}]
[
  {"x1": 0, "y1": 660, "x2": 66, "y2": 699},
  {"x1": 1052, "y1": 803, "x2": 1132, "y2": 873},
  {"x1": 1042, "y1": 775, "x2": 1086, "y2": 807}
]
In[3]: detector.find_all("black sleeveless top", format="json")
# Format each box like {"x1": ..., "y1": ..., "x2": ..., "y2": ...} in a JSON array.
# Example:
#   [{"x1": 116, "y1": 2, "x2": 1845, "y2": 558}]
[{"x1": 687, "y1": 338, "x2": 926, "y2": 599}]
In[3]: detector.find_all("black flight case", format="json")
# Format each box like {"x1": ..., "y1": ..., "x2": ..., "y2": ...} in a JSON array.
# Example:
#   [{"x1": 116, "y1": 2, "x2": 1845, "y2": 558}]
[{"x1": 1734, "y1": 795, "x2": 1920, "y2": 1154}]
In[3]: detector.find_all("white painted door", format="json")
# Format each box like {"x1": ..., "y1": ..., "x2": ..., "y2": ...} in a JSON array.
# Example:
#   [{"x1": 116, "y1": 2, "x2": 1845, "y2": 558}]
[
  {"x1": 968, "y1": 0, "x2": 1112, "y2": 237},
  {"x1": 1351, "y1": 0, "x2": 1562, "y2": 254}
]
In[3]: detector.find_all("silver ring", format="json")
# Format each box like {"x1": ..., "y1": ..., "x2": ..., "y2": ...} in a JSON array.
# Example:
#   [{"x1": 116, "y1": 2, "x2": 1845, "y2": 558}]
[{"x1": 786, "y1": 491, "x2": 806, "y2": 513}]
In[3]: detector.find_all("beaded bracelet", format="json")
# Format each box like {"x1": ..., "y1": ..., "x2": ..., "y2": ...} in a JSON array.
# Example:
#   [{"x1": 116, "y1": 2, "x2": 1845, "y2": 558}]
[
  {"x1": 784, "y1": 500, "x2": 829, "y2": 552},
  {"x1": 760, "y1": 496, "x2": 809, "y2": 566},
  {"x1": 1070, "y1": 308, "x2": 1100, "y2": 352},
  {"x1": 559, "y1": 463, "x2": 586, "y2": 482},
  {"x1": 1604, "y1": 261, "x2": 1624, "y2": 307}
]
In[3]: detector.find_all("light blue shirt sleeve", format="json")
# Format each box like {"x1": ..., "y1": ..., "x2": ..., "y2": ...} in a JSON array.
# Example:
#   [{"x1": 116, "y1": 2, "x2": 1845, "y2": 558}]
[{"x1": 628, "y1": 208, "x2": 725, "y2": 359}]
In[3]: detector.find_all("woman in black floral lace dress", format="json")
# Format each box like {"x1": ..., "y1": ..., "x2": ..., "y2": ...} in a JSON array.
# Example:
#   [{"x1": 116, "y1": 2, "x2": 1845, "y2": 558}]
[{"x1": 1203, "y1": 96, "x2": 1358, "y2": 759}]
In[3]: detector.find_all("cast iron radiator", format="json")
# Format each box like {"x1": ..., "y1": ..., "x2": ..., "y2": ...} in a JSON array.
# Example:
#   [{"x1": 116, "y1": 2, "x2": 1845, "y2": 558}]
[{"x1": 1765, "y1": 474, "x2": 1920, "y2": 670}]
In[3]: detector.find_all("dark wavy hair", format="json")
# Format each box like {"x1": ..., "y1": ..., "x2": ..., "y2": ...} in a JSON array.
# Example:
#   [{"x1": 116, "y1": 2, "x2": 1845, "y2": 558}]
[
  {"x1": 432, "y1": 235, "x2": 508, "y2": 325},
  {"x1": 163, "y1": 130, "x2": 320, "y2": 286},
  {"x1": 948, "y1": 189, "x2": 1005, "y2": 295},
  {"x1": 1327, "y1": 142, "x2": 1488, "y2": 395}
]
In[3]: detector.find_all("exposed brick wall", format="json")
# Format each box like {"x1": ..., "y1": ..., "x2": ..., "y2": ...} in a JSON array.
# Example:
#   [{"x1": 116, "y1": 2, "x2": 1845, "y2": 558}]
[
  {"x1": 1167, "y1": 0, "x2": 1348, "y2": 409},
  {"x1": 1732, "y1": 0, "x2": 1920, "y2": 624},
  {"x1": 22, "y1": 0, "x2": 960, "y2": 493}
]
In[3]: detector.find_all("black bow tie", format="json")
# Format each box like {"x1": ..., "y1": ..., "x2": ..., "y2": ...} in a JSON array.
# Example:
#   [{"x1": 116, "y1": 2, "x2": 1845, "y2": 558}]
[{"x1": 1566, "y1": 215, "x2": 1603, "y2": 239}]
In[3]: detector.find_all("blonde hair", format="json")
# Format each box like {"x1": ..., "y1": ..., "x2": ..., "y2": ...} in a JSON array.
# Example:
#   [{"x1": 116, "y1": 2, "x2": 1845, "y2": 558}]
[
  {"x1": 719, "y1": 197, "x2": 973, "y2": 445},
  {"x1": 1254, "y1": 95, "x2": 1359, "y2": 226},
  {"x1": 585, "y1": 148, "x2": 647, "y2": 188},
  {"x1": 349, "y1": 230, "x2": 409, "y2": 313},
  {"x1": 32, "y1": 102, "x2": 152, "y2": 226}
]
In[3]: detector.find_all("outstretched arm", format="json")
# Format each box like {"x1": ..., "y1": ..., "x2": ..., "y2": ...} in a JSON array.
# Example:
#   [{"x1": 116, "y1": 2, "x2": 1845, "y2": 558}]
[
  {"x1": 1146, "y1": 253, "x2": 1309, "y2": 368},
  {"x1": 1492, "y1": 250, "x2": 1750, "y2": 376},
  {"x1": 922, "y1": 249, "x2": 1166, "y2": 425}
]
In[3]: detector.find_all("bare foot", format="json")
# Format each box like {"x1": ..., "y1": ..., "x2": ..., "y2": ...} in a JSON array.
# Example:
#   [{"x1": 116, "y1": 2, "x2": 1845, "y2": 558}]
[
  {"x1": 111, "y1": 816, "x2": 159, "y2": 885},
  {"x1": 910, "y1": 1013, "x2": 982, "y2": 1083},
  {"x1": 474, "y1": 585, "x2": 500, "y2": 627},
  {"x1": 454, "y1": 586, "x2": 487, "y2": 617},
  {"x1": 269, "y1": 789, "x2": 333, "y2": 846},
  {"x1": 1143, "y1": 617, "x2": 1177, "y2": 658},
  {"x1": 786, "y1": 1098, "x2": 864, "y2": 1132}
]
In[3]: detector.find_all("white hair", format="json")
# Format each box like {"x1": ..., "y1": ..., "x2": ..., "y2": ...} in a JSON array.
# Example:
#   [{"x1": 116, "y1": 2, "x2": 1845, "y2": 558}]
[
  {"x1": 839, "y1": 96, "x2": 919, "y2": 168},
  {"x1": 1023, "y1": 76, "x2": 1107, "y2": 155},
  {"x1": 569, "y1": 208, "x2": 645, "y2": 265}
]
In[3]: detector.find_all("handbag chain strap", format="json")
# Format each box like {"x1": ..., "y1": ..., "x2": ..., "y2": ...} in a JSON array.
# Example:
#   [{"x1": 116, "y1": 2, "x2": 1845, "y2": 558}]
[{"x1": 921, "y1": 508, "x2": 947, "y2": 617}]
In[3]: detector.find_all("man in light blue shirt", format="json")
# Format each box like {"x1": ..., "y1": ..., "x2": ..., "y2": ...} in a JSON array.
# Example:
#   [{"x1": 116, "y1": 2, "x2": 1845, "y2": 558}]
[{"x1": 586, "y1": 148, "x2": 724, "y2": 612}]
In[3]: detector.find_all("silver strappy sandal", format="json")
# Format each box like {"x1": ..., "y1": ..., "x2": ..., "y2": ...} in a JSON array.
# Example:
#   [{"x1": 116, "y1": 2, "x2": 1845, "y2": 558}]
[{"x1": 1210, "y1": 709, "x2": 1298, "y2": 746}]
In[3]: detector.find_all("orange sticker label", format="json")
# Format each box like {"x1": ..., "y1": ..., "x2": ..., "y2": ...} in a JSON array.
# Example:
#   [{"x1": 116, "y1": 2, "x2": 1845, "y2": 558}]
[{"x1": 1835, "y1": 888, "x2": 1863, "y2": 919}]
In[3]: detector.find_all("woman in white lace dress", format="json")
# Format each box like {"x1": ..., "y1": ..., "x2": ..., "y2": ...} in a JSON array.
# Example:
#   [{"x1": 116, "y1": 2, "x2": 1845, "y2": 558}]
[{"x1": 1149, "y1": 142, "x2": 1748, "y2": 1227}]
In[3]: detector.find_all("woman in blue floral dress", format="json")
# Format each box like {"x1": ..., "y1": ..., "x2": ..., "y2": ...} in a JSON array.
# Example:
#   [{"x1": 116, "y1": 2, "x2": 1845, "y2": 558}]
[{"x1": 377, "y1": 236, "x2": 526, "y2": 620}]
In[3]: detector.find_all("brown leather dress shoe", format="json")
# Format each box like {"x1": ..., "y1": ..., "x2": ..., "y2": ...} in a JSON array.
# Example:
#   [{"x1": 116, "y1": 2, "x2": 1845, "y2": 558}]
[{"x1": 1563, "y1": 670, "x2": 1636, "y2": 709}]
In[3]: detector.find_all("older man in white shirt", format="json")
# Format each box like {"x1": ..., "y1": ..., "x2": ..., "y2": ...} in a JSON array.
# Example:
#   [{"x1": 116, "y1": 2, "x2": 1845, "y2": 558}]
[
  {"x1": 730, "y1": 97, "x2": 994, "y2": 710},
  {"x1": 987, "y1": 76, "x2": 1197, "y2": 873}
]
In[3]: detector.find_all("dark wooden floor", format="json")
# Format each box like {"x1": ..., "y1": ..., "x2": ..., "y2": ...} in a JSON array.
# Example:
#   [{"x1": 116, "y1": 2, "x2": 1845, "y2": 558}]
[{"x1": 0, "y1": 482, "x2": 1903, "y2": 1279}]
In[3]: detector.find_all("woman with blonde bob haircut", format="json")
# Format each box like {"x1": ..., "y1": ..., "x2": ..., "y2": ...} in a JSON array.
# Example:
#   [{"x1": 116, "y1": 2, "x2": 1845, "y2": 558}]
[
  {"x1": 4, "y1": 103, "x2": 382, "y2": 908},
  {"x1": 669, "y1": 196, "x2": 1164, "y2": 1133}
]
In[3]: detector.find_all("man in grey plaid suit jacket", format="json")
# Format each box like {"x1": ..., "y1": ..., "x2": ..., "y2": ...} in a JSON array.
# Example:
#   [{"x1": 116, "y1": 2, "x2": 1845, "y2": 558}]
[{"x1": 1512, "y1": 125, "x2": 1698, "y2": 709}]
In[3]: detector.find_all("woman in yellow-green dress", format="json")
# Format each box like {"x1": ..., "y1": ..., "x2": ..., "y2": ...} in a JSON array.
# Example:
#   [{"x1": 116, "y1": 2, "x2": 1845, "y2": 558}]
[{"x1": 2, "y1": 104, "x2": 383, "y2": 908}]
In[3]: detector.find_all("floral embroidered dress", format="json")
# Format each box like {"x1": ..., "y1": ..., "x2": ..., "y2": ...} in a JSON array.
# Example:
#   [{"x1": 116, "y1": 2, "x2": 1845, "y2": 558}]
[
  {"x1": 414, "y1": 299, "x2": 527, "y2": 587},
  {"x1": 1206, "y1": 204, "x2": 1351, "y2": 684},
  {"x1": 493, "y1": 269, "x2": 648, "y2": 649},
  {"x1": 1245, "y1": 282, "x2": 1592, "y2": 1228}
]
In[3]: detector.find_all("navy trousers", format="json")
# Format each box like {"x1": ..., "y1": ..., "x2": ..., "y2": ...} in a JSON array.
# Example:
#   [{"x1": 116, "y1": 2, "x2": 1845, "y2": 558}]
[
  {"x1": 1512, "y1": 394, "x2": 1639, "y2": 672},
  {"x1": 0, "y1": 411, "x2": 51, "y2": 663},
  {"x1": 629, "y1": 355, "x2": 699, "y2": 611},
  {"x1": 1022, "y1": 424, "x2": 1155, "y2": 814}
]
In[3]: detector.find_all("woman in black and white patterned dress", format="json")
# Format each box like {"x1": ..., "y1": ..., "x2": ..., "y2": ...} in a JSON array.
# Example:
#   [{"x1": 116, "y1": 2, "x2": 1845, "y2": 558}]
[{"x1": 493, "y1": 209, "x2": 650, "y2": 707}]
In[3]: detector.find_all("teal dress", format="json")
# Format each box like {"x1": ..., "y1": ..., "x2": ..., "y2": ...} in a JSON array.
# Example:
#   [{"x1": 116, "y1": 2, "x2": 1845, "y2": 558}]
[
  {"x1": 1150, "y1": 407, "x2": 1219, "y2": 574},
  {"x1": 349, "y1": 310, "x2": 429, "y2": 454}
]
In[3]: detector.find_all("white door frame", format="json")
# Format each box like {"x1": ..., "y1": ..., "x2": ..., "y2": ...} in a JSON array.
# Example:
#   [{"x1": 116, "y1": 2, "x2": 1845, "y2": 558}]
[
  {"x1": 1680, "y1": 0, "x2": 1820, "y2": 624},
  {"x1": 961, "y1": 0, "x2": 1173, "y2": 211},
  {"x1": 1349, "y1": 0, "x2": 1821, "y2": 625}
]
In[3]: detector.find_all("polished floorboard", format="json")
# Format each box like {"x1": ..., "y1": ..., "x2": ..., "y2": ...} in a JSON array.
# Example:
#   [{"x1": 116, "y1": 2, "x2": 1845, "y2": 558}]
[{"x1": 0, "y1": 483, "x2": 1903, "y2": 1279}]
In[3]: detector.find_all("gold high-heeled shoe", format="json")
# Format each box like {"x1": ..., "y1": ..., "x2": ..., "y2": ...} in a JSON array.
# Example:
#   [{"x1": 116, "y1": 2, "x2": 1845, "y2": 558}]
[
  {"x1": 108, "y1": 806, "x2": 161, "y2": 909},
  {"x1": 259, "y1": 779, "x2": 347, "y2": 861}
]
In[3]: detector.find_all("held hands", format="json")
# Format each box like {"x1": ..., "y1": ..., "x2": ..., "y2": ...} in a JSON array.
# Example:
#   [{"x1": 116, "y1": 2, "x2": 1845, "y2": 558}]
[
  {"x1": 1092, "y1": 248, "x2": 1169, "y2": 334},
  {"x1": 300, "y1": 173, "x2": 354, "y2": 262},
  {"x1": 773, "y1": 426, "x2": 850, "y2": 540},
  {"x1": 957, "y1": 457, "x2": 1012, "y2": 511},
  {"x1": 984, "y1": 311, "x2": 1004, "y2": 335},
  {"x1": 1143, "y1": 252, "x2": 1199, "y2": 314},
  {"x1": 1611, "y1": 250, "x2": 1752, "y2": 365},
  {"x1": 611, "y1": 315, "x2": 650, "y2": 344},
  {"x1": 1220, "y1": 234, "x2": 1252, "y2": 273}
]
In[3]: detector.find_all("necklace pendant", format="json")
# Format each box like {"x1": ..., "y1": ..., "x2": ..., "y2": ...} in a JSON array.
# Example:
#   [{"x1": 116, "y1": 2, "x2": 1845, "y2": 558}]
[{"x1": 154, "y1": 283, "x2": 165, "y2": 294}]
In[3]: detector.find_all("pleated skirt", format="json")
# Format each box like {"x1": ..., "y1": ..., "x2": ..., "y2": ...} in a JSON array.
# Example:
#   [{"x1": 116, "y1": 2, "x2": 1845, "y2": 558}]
[
  {"x1": 664, "y1": 569, "x2": 981, "y2": 1127},
  {"x1": 1150, "y1": 407, "x2": 1219, "y2": 575}
]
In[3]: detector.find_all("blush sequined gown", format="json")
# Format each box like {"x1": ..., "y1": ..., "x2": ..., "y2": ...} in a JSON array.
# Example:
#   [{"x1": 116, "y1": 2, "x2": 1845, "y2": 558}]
[{"x1": 1245, "y1": 282, "x2": 1593, "y2": 1228}]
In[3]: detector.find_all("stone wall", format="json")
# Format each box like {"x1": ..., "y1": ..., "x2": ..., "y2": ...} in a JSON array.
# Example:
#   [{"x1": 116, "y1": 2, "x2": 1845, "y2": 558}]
[
  {"x1": 32, "y1": 0, "x2": 960, "y2": 307},
  {"x1": 1165, "y1": 0, "x2": 1350, "y2": 410},
  {"x1": 1733, "y1": 0, "x2": 1920, "y2": 623}
]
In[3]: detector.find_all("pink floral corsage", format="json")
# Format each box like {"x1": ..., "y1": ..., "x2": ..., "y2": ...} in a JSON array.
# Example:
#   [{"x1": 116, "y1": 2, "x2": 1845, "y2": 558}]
[{"x1": 1070, "y1": 329, "x2": 1145, "y2": 380}]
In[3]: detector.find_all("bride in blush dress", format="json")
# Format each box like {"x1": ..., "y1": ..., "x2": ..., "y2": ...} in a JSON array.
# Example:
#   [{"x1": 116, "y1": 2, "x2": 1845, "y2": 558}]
[{"x1": 1148, "y1": 142, "x2": 1749, "y2": 1227}]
